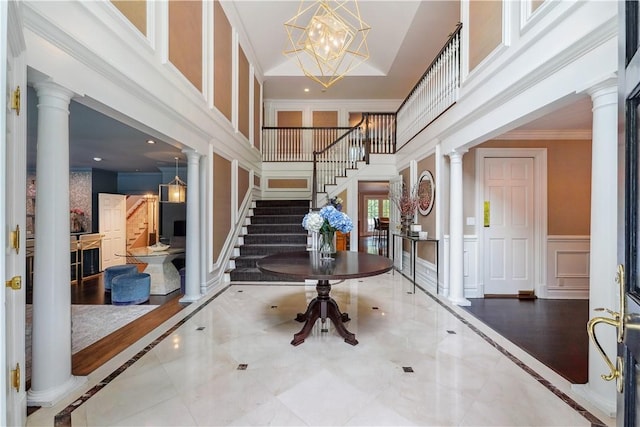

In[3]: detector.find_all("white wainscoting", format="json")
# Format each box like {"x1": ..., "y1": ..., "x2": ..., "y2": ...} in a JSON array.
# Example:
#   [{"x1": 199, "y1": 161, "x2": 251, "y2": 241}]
[
  {"x1": 438, "y1": 235, "x2": 480, "y2": 298},
  {"x1": 544, "y1": 235, "x2": 590, "y2": 299}
]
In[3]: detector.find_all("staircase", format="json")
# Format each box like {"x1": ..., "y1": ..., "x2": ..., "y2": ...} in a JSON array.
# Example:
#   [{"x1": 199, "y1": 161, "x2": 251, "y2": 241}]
[{"x1": 229, "y1": 200, "x2": 310, "y2": 283}]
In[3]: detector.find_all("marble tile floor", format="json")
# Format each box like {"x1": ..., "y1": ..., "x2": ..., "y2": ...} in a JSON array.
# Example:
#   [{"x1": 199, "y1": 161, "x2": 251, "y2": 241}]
[{"x1": 27, "y1": 272, "x2": 616, "y2": 426}]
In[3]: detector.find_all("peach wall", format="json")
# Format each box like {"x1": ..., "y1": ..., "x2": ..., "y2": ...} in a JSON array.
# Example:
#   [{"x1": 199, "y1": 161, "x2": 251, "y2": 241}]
[
  {"x1": 468, "y1": 0, "x2": 502, "y2": 71},
  {"x1": 169, "y1": 0, "x2": 202, "y2": 91},
  {"x1": 238, "y1": 47, "x2": 250, "y2": 139},
  {"x1": 214, "y1": 1, "x2": 232, "y2": 121},
  {"x1": 237, "y1": 166, "x2": 249, "y2": 210},
  {"x1": 313, "y1": 111, "x2": 338, "y2": 127},
  {"x1": 277, "y1": 111, "x2": 303, "y2": 156},
  {"x1": 268, "y1": 178, "x2": 307, "y2": 189},
  {"x1": 213, "y1": 153, "x2": 232, "y2": 263},
  {"x1": 111, "y1": 0, "x2": 146, "y2": 35}
]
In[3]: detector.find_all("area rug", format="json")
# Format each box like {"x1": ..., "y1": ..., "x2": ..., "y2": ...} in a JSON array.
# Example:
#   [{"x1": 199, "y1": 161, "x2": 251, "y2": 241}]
[{"x1": 25, "y1": 304, "x2": 158, "y2": 382}]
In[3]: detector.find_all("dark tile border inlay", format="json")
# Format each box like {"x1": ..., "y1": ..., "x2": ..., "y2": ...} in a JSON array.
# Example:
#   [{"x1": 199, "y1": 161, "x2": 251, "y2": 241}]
[
  {"x1": 237, "y1": 364, "x2": 248, "y2": 370},
  {"x1": 54, "y1": 285, "x2": 231, "y2": 426},
  {"x1": 411, "y1": 283, "x2": 608, "y2": 427},
  {"x1": 402, "y1": 366, "x2": 414, "y2": 373}
]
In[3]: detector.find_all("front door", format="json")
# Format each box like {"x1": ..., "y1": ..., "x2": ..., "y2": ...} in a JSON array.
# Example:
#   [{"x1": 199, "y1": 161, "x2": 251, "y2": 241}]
[
  {"x1": 98, "y1": 193, "x2": 126, "y2": 269},
  {"x1": 483, "y1": 156, "x2": 535, "y2": 295},
  {"x1": 619, "y1": 1, "x2": 640, "y2": 423},
  {"x1": 2, "y1": 1, "x2": 27, "y2": 424}
]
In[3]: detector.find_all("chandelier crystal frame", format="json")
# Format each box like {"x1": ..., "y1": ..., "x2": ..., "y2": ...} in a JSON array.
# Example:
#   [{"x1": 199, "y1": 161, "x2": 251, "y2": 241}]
[{"x1": 284, "y1": 0, "x2": 371, "y2": 88}]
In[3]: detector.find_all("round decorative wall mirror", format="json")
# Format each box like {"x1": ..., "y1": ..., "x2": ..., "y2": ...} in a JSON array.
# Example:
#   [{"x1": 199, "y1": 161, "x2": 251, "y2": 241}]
[{"x1": 418, "y1": 170, "x2": 435, "y2": 216}]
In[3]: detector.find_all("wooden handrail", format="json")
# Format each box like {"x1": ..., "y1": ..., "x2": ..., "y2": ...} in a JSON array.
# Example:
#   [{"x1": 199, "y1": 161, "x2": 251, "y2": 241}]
[{"x1": 396, "y1": 23, "x2": 462, "y2": 114}]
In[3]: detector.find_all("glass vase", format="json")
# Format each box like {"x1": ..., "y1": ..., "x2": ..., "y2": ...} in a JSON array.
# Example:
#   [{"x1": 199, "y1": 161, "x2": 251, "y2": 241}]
[{"x1": 318, "y1": 230, "x2": 336, "y2": 259}]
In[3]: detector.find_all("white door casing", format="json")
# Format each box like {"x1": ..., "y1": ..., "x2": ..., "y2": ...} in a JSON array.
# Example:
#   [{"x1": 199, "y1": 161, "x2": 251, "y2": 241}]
[
  {"x1": 3, "y1": 1, "x2": 27, "y2": 424},
  {"x1": 476, "y1": 148, "x2": 547, "y2": 297},
  {"x1": 99, "y1": 193, "x2": 126, "y2": 269}
]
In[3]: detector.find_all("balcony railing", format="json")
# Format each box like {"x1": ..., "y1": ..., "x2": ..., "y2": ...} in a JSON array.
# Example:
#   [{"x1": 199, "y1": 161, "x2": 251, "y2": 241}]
[
  {"x1": 396, "y1": 23, "x2": 462, "y2": 149},
  {"x1": 262, "y1": 127, "x2": 353, "y2": 162}
]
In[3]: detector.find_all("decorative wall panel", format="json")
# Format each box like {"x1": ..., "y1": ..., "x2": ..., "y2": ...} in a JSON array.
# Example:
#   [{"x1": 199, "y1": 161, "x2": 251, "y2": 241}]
[
  {"x1": 111, "y1": 0, "x2": 147, "y2": 35},
  {"x1": 213, "y1": 154, "x2": 232, "y2": 262},
  {"x1": 214, "y1": 0, "x2": 233, "y2": 121},
  {"x1": 169, "y1": 0, "x2": 203, "y2": 91},
  {"x1": 238, "y1": 47, "x2": 250, "y2": 139}
]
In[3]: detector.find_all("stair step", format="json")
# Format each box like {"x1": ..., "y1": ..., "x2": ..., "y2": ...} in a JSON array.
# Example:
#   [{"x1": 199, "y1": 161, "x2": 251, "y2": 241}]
[
  {"x1": 255, "y1": 200, "x2": 309, "y2": 208},
  {"x1": 243, "y1": 234, "x2": 307, "y2": 245},
  {"x1": 239, "y1": 244, "x2": 307, "y2": 256},
  {"x1": 250, "y1": 215, "x2": 306, "y2": 225},
  {"x1": 252, "y1": 206, "x2": 309, "y2": 216},
  {"x1": 247, "y1": 224, "x2": 307, "y2": 234}
]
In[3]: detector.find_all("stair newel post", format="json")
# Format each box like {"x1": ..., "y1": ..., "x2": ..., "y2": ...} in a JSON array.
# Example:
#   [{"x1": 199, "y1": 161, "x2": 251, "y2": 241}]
[{"x1": 312, "y1": 151, "x2": 318, "y2": 209}]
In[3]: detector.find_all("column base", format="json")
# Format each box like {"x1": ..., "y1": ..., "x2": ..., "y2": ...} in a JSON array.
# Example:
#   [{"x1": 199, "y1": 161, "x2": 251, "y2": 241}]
[
  {"x1": 449, "y1": 296, "x2": 471, "y2": 306},
  {"x1": 571, "y1": 383, "x2": 616, "y2": 418},
  {"x1": 179, "y1": 293, "x2": 201, "y2": 304},
  {"x1": 27, "y1": 375, "x2": 87, "y2": 407}
]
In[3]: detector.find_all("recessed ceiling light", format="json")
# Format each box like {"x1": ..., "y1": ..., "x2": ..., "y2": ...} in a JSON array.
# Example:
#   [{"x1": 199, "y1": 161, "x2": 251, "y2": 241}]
[
  {"x1": 147, "y1": 139, "x2": 155, "y2": 144},
  {"x1": 304, "y1": 88, "x2": 310, "y2": 93},
  {"x1": 93, "y1": 157, "x2": 102, "y2": 162}
]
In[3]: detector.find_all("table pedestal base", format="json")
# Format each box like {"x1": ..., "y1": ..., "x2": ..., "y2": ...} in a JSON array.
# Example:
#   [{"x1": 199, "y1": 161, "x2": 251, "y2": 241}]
[{"x1": 291, "y1": 280, "x2": 358, "y2": 346}]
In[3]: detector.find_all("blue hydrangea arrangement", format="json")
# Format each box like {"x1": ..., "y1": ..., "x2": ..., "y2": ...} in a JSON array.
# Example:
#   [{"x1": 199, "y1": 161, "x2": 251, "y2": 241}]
[{"x1": 302, "y1": 205, "x2": 353, "y2": 234}]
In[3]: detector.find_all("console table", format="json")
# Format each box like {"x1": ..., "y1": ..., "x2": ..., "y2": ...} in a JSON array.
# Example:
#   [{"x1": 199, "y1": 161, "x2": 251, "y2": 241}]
[
  {"x1": 257, "y1": 251, "x2": 393, "y2": 346},
  {"x1": 391, "y1": 234, "x2": 439, "y2": 293}
]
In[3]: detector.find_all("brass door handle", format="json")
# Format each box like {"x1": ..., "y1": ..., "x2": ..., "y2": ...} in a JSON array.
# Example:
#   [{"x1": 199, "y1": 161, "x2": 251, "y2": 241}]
[
  {"x1": 586, "y1": 264, "x2": 627, "y2": 392},
  {"x1": 587, "y1": 313, "x2": 621, "y2": 383}
]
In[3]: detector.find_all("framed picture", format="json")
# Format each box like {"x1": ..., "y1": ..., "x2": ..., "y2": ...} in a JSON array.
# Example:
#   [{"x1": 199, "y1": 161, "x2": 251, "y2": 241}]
[{"x1": 418, "y1": 170, "x2": 435, "y2": 216}]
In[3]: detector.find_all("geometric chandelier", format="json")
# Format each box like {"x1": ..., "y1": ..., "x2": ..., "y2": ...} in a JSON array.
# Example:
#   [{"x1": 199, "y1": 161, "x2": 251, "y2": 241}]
[{"x1": 284, "y1": 0, "x2": 371, "y2": 89}]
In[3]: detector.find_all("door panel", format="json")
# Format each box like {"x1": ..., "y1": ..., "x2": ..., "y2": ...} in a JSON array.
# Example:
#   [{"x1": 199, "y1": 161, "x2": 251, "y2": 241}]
[
  {"x1": 483, "y1": 157, "x2": 534, "y2": 295},
  {"x1": 99, "y1": 194, "x2": 126, "y2": 269}
]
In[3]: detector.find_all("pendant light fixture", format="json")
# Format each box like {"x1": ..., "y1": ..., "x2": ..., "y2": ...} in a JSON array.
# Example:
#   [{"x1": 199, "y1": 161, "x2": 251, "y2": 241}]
[{"x1": 159, "y1": 157, "x2": 186, "y2": 203}]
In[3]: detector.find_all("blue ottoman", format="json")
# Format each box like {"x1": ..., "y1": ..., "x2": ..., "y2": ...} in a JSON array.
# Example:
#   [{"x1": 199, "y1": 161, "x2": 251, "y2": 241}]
[
  {"x1": 111, "y1": 273, "x2": 151, "y2": 305},
  {"x1": 104, "y1": 264, "x2": 138, "y2": 292}
]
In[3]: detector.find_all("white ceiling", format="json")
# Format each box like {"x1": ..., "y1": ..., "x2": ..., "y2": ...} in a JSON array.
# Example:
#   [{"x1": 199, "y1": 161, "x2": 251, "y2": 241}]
[{"x1": 26, "y1": 0, "x2": 592, "y2": 173}]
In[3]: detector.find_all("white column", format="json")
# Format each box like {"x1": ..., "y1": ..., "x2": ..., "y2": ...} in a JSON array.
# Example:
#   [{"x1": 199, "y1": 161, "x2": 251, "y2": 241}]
[
  {"x1": 27, "y1": 82, "x2": 86, "y2": 407},
  {"x1": 572, "y1": 77, "x2": 618, "y2": 416},
  {"x1": 180, "y1": 149, "x2": 202, "y2": 303},
  {"x1": 447, "y1": 149, "x2": 470, "y2": 306}
]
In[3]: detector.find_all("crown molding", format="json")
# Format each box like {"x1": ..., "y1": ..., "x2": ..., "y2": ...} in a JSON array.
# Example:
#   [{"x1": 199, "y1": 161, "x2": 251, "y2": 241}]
[{"x1": 494, "y1": 129, "x2": 592, "y2": 140}]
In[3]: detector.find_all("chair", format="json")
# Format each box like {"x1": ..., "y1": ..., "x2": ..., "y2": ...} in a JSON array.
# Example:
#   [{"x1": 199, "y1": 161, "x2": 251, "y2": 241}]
[
  {"x1": 378, "y1": 218, "x2": 389, "y2": 252},
  {"x1": 111, "y1": 272, "x2": 151, "y2": 305},
  {"x1": 373, "y1": 218, "x2": 380, "y2": 242},
  {"x1": 103, "y1": 264, "x2": 138, "y2": 293}
]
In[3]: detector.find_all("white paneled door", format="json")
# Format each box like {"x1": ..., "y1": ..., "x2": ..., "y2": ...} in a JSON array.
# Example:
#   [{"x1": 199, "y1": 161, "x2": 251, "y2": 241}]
[
  {"x1": 483, "y1": 157, "x2": 534, "y2": 295},
  {"x1": 99, "y1": 194, "x2": 126, "y2": 269}
]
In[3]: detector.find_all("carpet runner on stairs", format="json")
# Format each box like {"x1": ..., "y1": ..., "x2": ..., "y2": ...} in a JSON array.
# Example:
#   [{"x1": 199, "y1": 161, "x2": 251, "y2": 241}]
[{"x1": 230, "y1": 199, "x2": 310, "y2": 283}]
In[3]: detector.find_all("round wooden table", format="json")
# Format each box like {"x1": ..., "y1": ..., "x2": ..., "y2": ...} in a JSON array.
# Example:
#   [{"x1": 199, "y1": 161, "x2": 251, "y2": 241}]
[{"x1": 257, "y1": 251, "x2": 393, "y2": 346}]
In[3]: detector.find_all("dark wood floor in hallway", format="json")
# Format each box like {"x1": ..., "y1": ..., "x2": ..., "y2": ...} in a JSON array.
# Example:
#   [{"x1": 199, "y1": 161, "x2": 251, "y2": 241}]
[{"x1": 463, "y1": 298, "x2": 589, "y2": 384}]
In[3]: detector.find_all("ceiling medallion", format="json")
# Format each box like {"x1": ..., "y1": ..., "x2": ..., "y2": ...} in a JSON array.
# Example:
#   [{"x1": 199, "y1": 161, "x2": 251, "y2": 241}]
[{"x1": 284, "y1": 0, "x2": 371, "y2": 88}]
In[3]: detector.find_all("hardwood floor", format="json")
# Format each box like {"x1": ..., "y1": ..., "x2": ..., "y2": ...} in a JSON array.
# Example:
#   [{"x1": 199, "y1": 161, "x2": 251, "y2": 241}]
[
  {"x1": 463, "y1": 298, "x2": 589, "y2": 384},
  {"x1": 28, "y1": 273, "x2": 187, "y2": 377}
]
